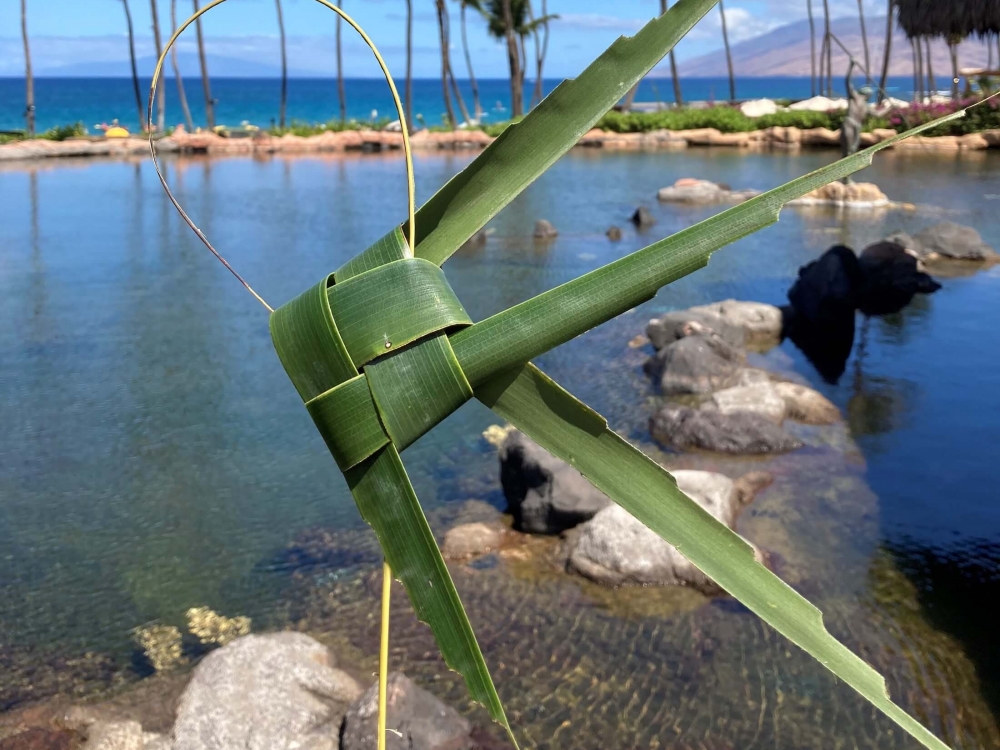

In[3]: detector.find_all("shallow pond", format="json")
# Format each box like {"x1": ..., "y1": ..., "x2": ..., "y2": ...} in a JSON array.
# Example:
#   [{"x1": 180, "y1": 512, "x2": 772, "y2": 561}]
[{"x1": 1, "y1": 147, "x2": 998, "y2": 748}]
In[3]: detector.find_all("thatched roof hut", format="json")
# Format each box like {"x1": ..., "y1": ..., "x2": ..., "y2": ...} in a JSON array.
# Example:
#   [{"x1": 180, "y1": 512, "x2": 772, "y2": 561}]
[{"x1": 896, "y1": 0, "x2": 1000, "y2": 39}]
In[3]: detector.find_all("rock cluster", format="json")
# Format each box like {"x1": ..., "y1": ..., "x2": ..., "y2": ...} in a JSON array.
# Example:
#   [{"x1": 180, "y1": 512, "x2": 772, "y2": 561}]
[
  {"x1": 642, "y1": 300, "x2": 837, "y2": 454},
  {"x1": 786, "y1": 181, "x2": 890, "y2": 209}
]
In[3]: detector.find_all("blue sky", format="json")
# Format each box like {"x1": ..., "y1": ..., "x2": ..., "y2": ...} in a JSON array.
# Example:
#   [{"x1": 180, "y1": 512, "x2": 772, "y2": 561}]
[{"x1": 0, "y1": 1, "x2": 883, "y2": 77}]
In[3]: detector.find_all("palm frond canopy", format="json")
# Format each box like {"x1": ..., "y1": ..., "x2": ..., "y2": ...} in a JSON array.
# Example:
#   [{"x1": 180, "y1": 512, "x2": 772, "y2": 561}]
[{"x1": 896, "y1": 0, "x2": 1000, "y2": 39}]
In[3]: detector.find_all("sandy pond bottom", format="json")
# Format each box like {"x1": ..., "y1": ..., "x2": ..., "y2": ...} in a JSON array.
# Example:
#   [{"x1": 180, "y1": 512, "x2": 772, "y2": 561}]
[{"x1": 1, "y1": 148, "x2": 999, "y2": 748}]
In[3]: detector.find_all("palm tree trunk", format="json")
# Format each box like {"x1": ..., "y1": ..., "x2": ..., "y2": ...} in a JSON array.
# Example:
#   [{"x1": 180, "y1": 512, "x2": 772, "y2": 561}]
[
  {"x1": 719, "y1": 0, "x2": 735, "y2": 102},
  {"x1": 440, "y1": 5, "x2": 471, "y2": 124},
  {"x1": 170, "y1": 0, "x2": 194, "y2": 131},
  {"x1": 662, "y1": 0, "x2": 682, "y2": 105},
  {"x1": 948, "y1": 38, "x2": 959, "y2": 99},
  {"x1": 528, "y1": 3, "x2": 540, "y2": 109},
  {"x1": 877, "y1": 0, "x2": 893, "y2": 105},
  {"x1": 910, "y1": 38, "x2": 919, "y2": 102},
  {"x1": 336, "y1": 0, "x2": 346, "y2": 122},
  {"x1": 21, "y1": 0, "x2": 35, "y2": 137},
  {"x1": 925, "y1": 37, "x2": 935, "y2": 96},
  {"x1": 460, "y1": 4, "x2": 483, "y2": 120},
  {"x1": 857, "y1": 0, "x2": 870, "y2": 75},
  {"x1": 193, "y1": 0, "x2": 215, "y2": 128},
  {"x1": 150, "y1": 0, "x2": 166, "y2": 131},
  {"x1": 122, "y1": 0, "x2": 144, "y2": 130},
  {"x1": 532, "y1": 0, "x2": 551, "y2": 109},
  {"x1": 807, "y1": 0, "x2": 817, "y2": 97},
  {"x1": 275, "y1": 0, "x2": 288, "y2": 128},
  {"x1": 405, "y1": 0, "x2": 413, "y2": 130},
  {"x1": 914, "y1": 35, "x2": 924, "y2": 101},
  {"x1": 501, "y1": 0, "x2": 523, "y2": 117},
  {"x1": 821, "y1": 0, "x2": 832, "y2": 95},
  {"x1": 435, "y1": 0, "x2": 457, "y2": 128}
]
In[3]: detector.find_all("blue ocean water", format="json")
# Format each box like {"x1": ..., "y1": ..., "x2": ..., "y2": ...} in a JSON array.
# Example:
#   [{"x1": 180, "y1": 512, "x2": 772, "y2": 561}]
[{"x1": 0, "y1": 76, "x2": 920, "y2": 133}]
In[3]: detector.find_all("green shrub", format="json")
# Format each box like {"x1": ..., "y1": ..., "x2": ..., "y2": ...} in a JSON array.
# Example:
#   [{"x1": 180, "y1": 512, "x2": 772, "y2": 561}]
[{"x1": 38, "y1": 122, "x2": 87, "y2": 141}]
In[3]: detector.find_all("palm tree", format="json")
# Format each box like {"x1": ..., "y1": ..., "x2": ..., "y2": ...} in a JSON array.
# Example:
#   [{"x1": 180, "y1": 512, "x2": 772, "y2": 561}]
[
  {"x1": 925, "y1": 37, "x2": 935, "y2": 95},
  {"x1": 807, "y1": 0, "x2": 816, "y2": 97},
  {"x1": 821, "y1": 0, "x2": 832, "y2": 95},
  {"x1": 435, "y1": 2, "x2": 472, "y2": 124},
  {"x1": 150, "y1": 0, "x2": 166, "y2": 132},
  {"x1": 275, "y1": 0, "x2": 288, "y2": 128},
  {"x1": 171, "y1": 0, "x2": 194, "y2": 131},
  {"x1": 434, "y1": 0, "x2": 458, "y2": 127},
  {"x1": 718, "y1": 0, "x2": 735, "y2": 102},
  {"x1": 405, "y1": 0, "x2": 413, "y2": 130},
  {"x1": 193, "y1": 0, "x2": 215, "y2": 128},
  {"x1": 856, "y1": 0, "x2": 870, "y2": 75},
  {"x1": 877, "y1": 0, "x2": 894, "y2": 105},
  {"x1": 122, "y1": 0, "x2": 144, "y2": 130},
  {"x1": 484, "y1": 0, "x2": 529, "y2": 117},
  {"x1": 456, "y1": 0, "x2": 484, "y2": 120},
  {"x1": 528, "y1": 0, "x2": 552, "y2": 109},
  {"x1": 663, "y1": 0, "x2": 682, "y2": 105},
  {"x1": 947, "y1": 34, "x2": 961, "y2": 99},
  {"x1": 337, "y1": 0, "x2": 346, "y2": 122},
  {"x1": 20, "y1": 0, "x2": 34, "y2": 137}
]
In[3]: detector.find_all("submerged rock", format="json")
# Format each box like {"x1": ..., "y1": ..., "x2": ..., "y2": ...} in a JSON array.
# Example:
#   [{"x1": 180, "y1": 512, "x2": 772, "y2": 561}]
[
  {"x1": 172, "y1": 633, "x2": 362, "y2": 750},
  {"x1": 889, "y1": 222, "x2": 998, "y2": 264},
  {"x1": 341, "y1": 673, "x2": 471, "y2": 750},
  {"x1": 442, "y1": 522, "x2": 502, "y2": 560},
  {"x1": 630, "y1": 206, "x2": 657, "y2": 228},
  {"x1": 0, "y1": 728, "x2": 82, "y2": 750},
  {"x1": 656, "y1": 178, "x2": 759, "y2": 204},
  {"x1": 499, "y1": 430, "x2": 610, "y2": 534},
  {"x1": 533, "y1": 219, "x2": 558, "y2": 239},
  {"x1": 567, "y1": 470, "x2": 771, "y2": 592},
  {"x1": 643, "y1": 335, "x2": 746, "y2": 395},
  {"x1": 705, "y1": 383, "x2": 787, "y2": 423},
  {"x1": 84, "y1": 721, "x2": 143, "y2": 750},
  {"x1": 649, "y1": 403, "x2": 803, "y2": 454},
  {"x1": 773, "y1": 382, "x2": 840, "y2": 424},
  {"x1": 606, "y1": 225, "x2": 623, "y2": 241}
]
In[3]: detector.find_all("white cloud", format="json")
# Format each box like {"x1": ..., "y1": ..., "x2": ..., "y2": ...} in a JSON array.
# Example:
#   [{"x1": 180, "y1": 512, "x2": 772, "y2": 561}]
[{"x1": 555, "y1": 14, "x2": 646, "y2": 33}]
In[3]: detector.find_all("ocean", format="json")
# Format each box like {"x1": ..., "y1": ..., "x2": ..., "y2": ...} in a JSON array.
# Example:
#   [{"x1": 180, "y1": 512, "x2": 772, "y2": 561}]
[{"x1": 0, "y1": 76, "x2": 921, "y2": 134}]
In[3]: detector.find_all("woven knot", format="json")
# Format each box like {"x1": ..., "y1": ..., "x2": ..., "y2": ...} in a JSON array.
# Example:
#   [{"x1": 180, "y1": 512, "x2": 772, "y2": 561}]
[{"x1": 270, "y1": 228, "x2": 473, "y2": 471}]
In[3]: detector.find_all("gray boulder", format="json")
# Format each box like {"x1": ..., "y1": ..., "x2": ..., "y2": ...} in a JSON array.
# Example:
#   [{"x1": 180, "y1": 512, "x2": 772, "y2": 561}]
[
  {"x1": 656, "y1": 179, "x2": 760, "y2": 204},
  {"x1": 646, "y1": 310, "x2": 745, "y2": 350},
  {"x1": 643, "y1": 335, "x2": 746, "y2": 395},
  {"x1": 341, "y1": 673, "x2": 471, "y2": 750},
  {"x1": 895, "y1": 222, "x2": 998, "y2": 263},
  {"x1": 500, "y1": 430, "x2": 610, "y2": 534},
  {"x1": 689, "y1": 300, "x2": 784, "y2": 344},
  {"x1": 533, "y1": 219, "x2": 558, "y2": 239},
  {"x1": 649, "y1": 403, "x2": 803, "y2": 454},
  {"x1": 172, "y1": 632, "x2": 363, "y2": 750},
  {"x1": 568, "y1": 470, "x2": 771, "y2": 593},
  {"x1": 705, "y1": 382, "x2": 787, "y2": 423}
]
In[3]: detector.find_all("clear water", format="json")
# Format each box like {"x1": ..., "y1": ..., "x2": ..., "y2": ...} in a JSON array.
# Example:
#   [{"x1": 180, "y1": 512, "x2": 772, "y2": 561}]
[
  {"x1": 1, "y1": 147, "x2": 998, "y2": 747},
  {"x1": 0, "y1": 76, "x2": 924, "y2": 133}
]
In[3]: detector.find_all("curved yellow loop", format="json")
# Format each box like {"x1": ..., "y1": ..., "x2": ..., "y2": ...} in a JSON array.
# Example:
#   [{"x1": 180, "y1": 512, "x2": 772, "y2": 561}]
[{"x1": 148, "y1": 0, "x2": 417, "y2": 312}]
